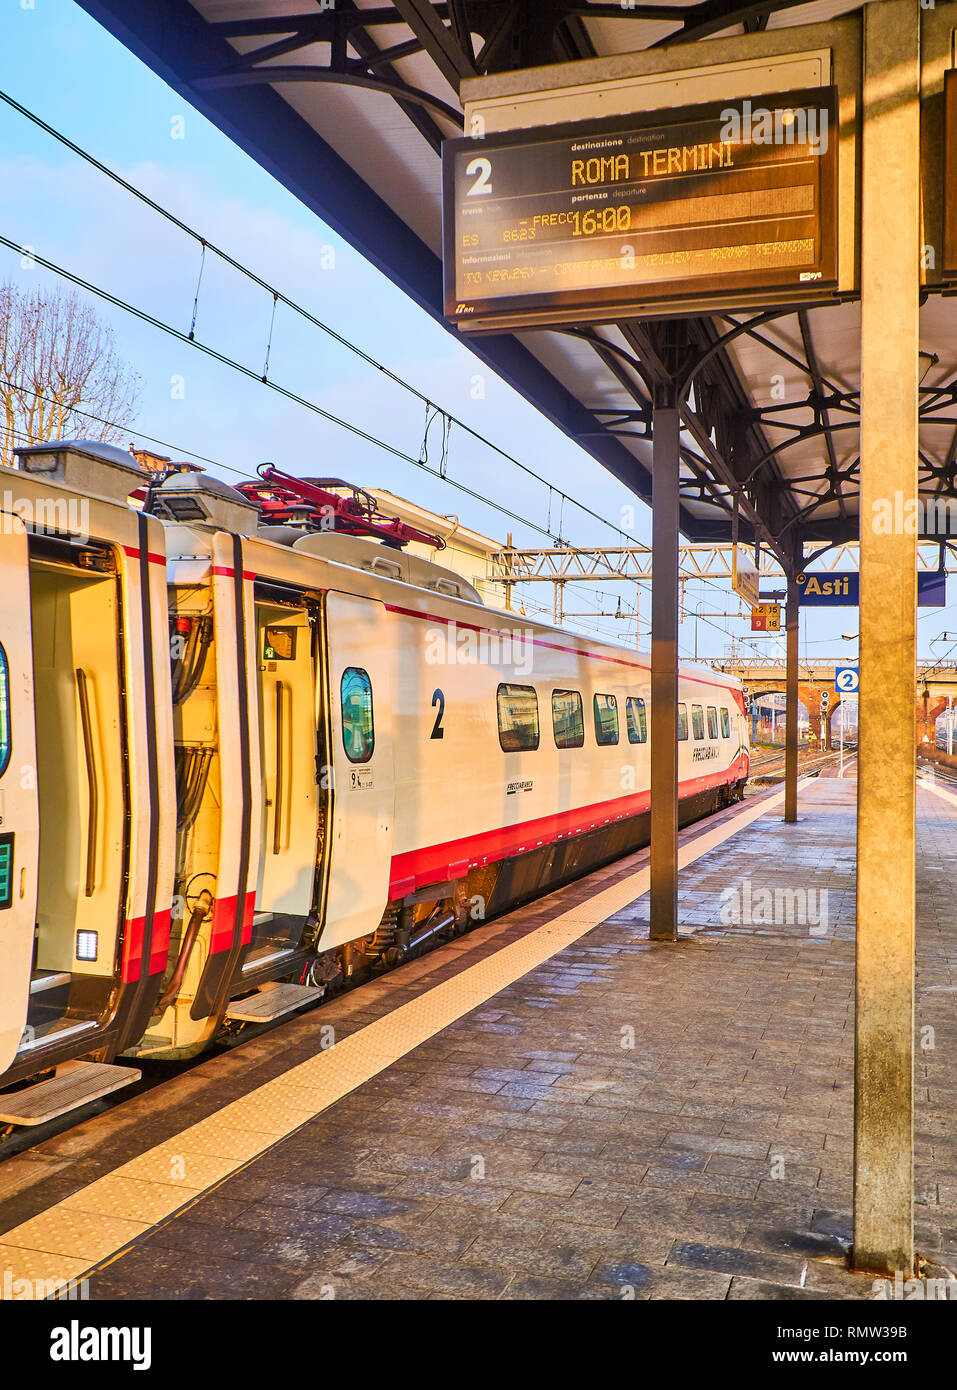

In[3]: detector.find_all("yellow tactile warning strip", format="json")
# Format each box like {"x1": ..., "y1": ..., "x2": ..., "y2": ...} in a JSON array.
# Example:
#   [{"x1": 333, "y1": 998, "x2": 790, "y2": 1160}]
[{"x1": 0, "y1": 778, "x2": 817, "y2": 1292}]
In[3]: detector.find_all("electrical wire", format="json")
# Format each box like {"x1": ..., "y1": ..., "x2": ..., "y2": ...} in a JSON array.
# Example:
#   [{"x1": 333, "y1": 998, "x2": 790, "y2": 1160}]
[
  {"x1": 0, "y1": 87, "x2": 792, "y2": 657},
  {"x1": 0, "y1": 86, "x2": 643, "y2": 548},
  {"x1": 3, "y1": 240, "x2": 769, "y2": 653},
  {"x1": 0, "y1": 381, "x2": 625, "y2": 642},
  {"x1": 0, "y1": 247, "x2": 588, "y2": 546}
]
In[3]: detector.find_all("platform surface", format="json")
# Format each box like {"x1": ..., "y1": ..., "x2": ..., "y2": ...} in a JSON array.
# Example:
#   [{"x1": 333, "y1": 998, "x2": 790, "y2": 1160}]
[{"x1": 0, "y1": 773, "x2": 954, "y2": 1300}]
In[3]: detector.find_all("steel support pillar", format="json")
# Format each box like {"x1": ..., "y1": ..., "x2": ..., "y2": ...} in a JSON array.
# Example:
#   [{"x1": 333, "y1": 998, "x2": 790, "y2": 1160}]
[
  {"x1": 650, "y1": 387, "x2": 680, "y2": 942},
  {"x1": 853, "y1": 0, "x2": 919, "y2": 1277},
  {"x1": 784, "y1": 573, "x2": 799, "y2": 823}
]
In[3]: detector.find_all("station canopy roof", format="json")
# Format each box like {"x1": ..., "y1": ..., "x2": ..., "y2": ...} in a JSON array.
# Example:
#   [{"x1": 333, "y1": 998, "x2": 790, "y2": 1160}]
[{"x1": 77, "y1": 1, "x2": 957, "y2": 563}]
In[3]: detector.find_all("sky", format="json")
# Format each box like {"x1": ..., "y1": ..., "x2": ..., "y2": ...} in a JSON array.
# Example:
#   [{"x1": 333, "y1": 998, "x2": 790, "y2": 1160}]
[{"x1": 0, "y1": 0, "x2": 950, "y2": 674}]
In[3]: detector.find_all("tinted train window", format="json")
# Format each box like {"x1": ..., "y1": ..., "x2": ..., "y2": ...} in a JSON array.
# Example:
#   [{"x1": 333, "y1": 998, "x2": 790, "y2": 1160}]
[
  {"x1": 498, "y1": 684, "x2": 540, "y2": 752},
  {"x1": 552, "y1": 689, "x2": 584, "y2": 749},
  {"x1": 707, "y1": 706, "x2": 718, "y2": 739},
  {"x1": 0, "y1": 644, "x2": 9, "y2": 777},
  {"x1": 593, "y1": 694, "x2": 619, "y2": 746},
  {"x1": 720, "y1": 707, "x2": 731, "y2": 738},
  {"x1": 677, "y1": 703, "x2": 689, "y2": 740},
  {"x1": 691, "y1": 704, "x2": 705, "y2": 740},
  {"x1": 626, "y1": 696, "x2": 647, "y2": 744},
  {"x1": 341, "y1": 667, "x2": 374, "y2": 763}
]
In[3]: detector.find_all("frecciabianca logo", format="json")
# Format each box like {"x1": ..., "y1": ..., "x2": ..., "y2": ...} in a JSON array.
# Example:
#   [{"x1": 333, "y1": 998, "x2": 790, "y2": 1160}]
[{"x1": 50, "y1": 1320, "x2": 152, "y2": 1371}]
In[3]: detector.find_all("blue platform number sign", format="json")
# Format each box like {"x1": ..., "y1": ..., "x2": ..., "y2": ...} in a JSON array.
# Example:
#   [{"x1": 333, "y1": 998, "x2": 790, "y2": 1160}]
[{"x1": 835, "y1": 666, "x2": 860, "y2": 695}]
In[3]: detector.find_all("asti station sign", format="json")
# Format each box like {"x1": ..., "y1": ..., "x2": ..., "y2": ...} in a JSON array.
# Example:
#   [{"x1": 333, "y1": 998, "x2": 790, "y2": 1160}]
[
  {"x1": 443, "y1": 88, "x2": 838, "y2": 330},
  {"x1": 797, "y1": 571, "x2": 946, "y2": 606}
]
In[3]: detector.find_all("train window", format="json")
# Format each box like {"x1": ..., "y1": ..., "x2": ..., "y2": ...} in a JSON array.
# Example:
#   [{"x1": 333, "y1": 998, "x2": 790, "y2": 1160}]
[
  {"x1": 707, "y1": 706, "x2": 719, "y2": 739},
  {"x1": 497, "y1": 683, "x2": 540, "y2": 752},
  {"x1": 552, "y1": 689, "x2": 584, "y2": 749},
  {"x1": 0, "y1": 644, "x2": 9, "y2": 777},
  {"x1": 720, "y1": 707, "x2": 731, "y2": 738},
  {"x1": 626, "y1": 696, "x2": 647, "y2": 744},
  {"x1": 691, "y1": 704, "x2": 705, "y2": 740},
  {"x1": 593, "y1": 694, "x2": 619, "y2": 746},
  {"x1": 340, "y1": 667, "x2": 375, "y2": 763},
  {"x1": 678, "y1": 703, "x2": 689, "y2": 740}
]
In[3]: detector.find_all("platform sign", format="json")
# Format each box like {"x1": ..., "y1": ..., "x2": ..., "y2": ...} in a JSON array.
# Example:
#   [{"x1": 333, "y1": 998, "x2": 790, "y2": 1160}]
[
  {"x1": 732, "y1": 545, "x2": 760, "y2": 607},
  {"x1": 751, "y1": 602, "x2": 780, "y2": 632},
  {"x1": 797, "y1": 571, "x2": 946, "y2": 607},
  {"x1": 835, "y1": 665, "x2": 859, "y2": 695},
  {"x1": 443, "y1": 87, "x2": 838, "y2": 330}
]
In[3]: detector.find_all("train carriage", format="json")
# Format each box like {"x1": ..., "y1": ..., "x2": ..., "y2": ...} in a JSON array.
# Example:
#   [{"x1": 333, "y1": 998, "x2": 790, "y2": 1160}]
[
  {"x1": 0, "y1": 442, "x2": 176, "y2": 1117},
  {"x1": 0, "y1": 441, "x2": 749, "y2": 1120}
]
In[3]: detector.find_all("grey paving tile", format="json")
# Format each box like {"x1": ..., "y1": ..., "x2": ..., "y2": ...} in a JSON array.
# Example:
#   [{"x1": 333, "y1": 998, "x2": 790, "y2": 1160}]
[{"x1": 37, "y1": 778, "x2": 957, "y2": 1303}]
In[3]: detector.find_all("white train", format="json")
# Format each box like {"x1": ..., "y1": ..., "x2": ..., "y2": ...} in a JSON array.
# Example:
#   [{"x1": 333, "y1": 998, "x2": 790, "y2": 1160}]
[{"x1": 0, "y1": 441, "x2": 749, "y2": 1123}]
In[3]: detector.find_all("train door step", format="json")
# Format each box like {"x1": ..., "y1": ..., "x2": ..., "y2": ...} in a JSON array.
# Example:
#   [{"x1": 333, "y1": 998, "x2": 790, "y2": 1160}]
[
  {"x1": 29, "y1": 971, "x2": 71, "y2": 995},
  {"x1": 225, "y1": 981, "x2": 323, "y2": 1024},
  {"x1": 241, "y1": 942, "x2": 296, "y2": 976},
  {"x1": 0, "y1": 1060, "x2": 141, "y2": 1126}
]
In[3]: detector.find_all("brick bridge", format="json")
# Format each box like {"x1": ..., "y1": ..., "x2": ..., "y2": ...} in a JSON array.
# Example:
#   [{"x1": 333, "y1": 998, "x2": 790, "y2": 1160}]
[{"x1": 711, "y1": 661, "x2": 957, "y2": 749}]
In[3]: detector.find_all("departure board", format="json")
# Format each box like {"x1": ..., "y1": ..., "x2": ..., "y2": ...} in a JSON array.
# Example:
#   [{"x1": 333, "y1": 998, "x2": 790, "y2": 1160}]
[{"x1": 443, "y1": 87, "x2": 838, "y2": 329}]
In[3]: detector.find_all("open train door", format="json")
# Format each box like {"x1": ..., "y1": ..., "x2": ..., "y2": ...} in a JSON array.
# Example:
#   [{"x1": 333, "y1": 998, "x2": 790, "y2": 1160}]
[
  {"x1": 319, "y1": 592, "x2": 395, "y2": 952},
  {"x1": 0, "y1": 442, "x2": 176, "y2": 1122},
  {"x1": 0, "y1": 517, "x2": 39, "y2": 1075}
]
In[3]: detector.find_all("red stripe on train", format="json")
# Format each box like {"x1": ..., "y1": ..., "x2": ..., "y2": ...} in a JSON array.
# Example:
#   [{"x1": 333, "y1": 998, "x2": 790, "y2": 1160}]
[
  {"x1": 387, "y1": 757, "x2": 748, "y2": 896},
  {"x1": 121, "y1": 907, "x2": 175, "y2": 982},
  {"x1": 120, "y1": 916, "x2": 145, "y2": 984},
  {"x1": 149, "y1": 909, "x2": 172, "y2": 976},
  {"x1": 210, "y1": 890, "x2": 256, "y2": 953},
  {"x1": 120, "y1": 544, "x2": 166, "y2": 565},
  {"x1": 211, "y1": 565, "x2": 258, "y2": 580}
]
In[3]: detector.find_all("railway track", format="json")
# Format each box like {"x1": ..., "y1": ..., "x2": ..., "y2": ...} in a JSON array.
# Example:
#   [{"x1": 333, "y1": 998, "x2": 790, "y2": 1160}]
[
  {"x1": 747, "y1": 747, "x2": 845, "y2": 783},
  {"x1": 919, "y1": 754, "x2": 957, "y2": 792}
]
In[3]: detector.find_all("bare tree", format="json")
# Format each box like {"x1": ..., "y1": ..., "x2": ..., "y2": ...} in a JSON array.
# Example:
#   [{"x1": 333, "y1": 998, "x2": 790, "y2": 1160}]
[{"x1": 0, "y1": 281, "x2": 141, "y2": 466}]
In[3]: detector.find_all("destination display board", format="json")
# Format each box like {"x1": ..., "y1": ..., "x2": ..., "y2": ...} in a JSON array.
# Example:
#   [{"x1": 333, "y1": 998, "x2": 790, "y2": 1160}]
[{"x1": 443, "y1": 87, "x2": 838, "y2": 330}]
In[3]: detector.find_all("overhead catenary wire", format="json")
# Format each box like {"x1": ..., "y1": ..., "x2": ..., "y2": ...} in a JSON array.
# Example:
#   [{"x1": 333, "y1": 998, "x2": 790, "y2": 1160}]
[
  {"x1": 0, "y1": 368, "x2": 774, "y2": 658},
  {"x1": 0, "y1": 89, "x2": 775, "y2": 657},
  {"x1": 0, "y1": 86, "x2": 642, "y2": 549},
  {"x1": 0, "y1": 379, "x2": 634, "y2": 643},
  {"x1": 0, "y1": 236, "x2": 580, "y2": 545}
]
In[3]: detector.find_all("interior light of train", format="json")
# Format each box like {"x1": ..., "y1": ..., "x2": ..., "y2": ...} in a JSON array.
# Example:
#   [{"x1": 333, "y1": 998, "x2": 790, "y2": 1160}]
[{"x1": 75, "y1": 930, "x2": 98, "y2": 962}]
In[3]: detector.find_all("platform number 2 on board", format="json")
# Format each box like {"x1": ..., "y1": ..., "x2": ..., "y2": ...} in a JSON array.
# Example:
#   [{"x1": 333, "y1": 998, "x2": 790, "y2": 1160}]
[
  {"x1": 431, "y1": 689, "x2": 446, "y2": 739},
  {"x1": 835, "y1": 666, "x2": 859, "y2": 695}
]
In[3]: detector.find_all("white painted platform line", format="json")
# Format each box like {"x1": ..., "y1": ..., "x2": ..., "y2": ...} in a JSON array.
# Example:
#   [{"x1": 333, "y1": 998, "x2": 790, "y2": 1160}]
[{"x1": 0, "y1": 778, "x2": 818, "y2": 1290}]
